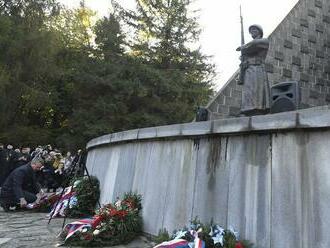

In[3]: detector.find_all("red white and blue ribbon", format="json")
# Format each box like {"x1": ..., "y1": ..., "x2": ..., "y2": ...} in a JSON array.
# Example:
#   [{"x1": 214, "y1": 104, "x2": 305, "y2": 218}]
[
  {"x1": 153, "y1": 239, "x2": 190, "y2": 248},
  {"x1": 63, "y1": 218, "x2": 94, "y2": 240},
  {"x1": 48, "y1": 187, "x2": 76, "y2": 218},
  {"x1": 155, "y1": 225, "x2": 239, "y2": 248},
  {"x1": 194, "y1": 237, "x2": 205, "y2": 248}
]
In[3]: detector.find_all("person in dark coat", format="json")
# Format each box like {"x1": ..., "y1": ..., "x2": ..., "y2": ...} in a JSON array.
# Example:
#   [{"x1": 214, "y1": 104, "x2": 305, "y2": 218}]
[
  {"x1": 13, "y1": 147, "x2": 31, "y2": 170},
  {"x1": 0, "y1": 143, "x2": 5, "y2": 186},
  {"x1": 0, "y1": 157, "x2": 44, "y2": 211},
  {"x1": 2, "y1": 144, "x2": 16, "y2": 181}
]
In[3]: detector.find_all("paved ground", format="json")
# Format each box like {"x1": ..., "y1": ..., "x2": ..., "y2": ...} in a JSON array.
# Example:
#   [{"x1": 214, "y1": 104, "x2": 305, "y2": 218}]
[{"x1": 0, "y1": 208, "x2": 155, "y2": 247}]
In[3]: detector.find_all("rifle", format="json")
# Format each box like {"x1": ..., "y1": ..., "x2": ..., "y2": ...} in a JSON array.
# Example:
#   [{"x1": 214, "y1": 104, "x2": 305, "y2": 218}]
[{"x1": 238, "y1": 5, "x2": 245, "y2": 85}]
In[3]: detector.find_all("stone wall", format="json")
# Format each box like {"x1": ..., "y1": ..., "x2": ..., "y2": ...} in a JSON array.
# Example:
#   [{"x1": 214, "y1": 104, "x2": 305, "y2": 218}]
[
  {"x1": 207, "y1": 0, "x2": 330, "y2": 119},
  {"x1": 86, "y1": 106, "x2": 330, "y2": 248}
]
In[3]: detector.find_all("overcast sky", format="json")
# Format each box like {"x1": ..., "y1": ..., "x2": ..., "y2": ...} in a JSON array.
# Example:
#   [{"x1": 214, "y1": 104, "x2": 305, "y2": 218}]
[{"x1": 58, "y1": 0, "x2": 299, "y2": 90}]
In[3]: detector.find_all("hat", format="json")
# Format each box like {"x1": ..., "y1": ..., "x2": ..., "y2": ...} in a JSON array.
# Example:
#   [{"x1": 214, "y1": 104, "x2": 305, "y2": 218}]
[
  {"x1": 249, "y1": 24, "x2": 263, "y2": 37},
  {"x1": 32, "y1": 156, "x2": 45, "y2": 165}
]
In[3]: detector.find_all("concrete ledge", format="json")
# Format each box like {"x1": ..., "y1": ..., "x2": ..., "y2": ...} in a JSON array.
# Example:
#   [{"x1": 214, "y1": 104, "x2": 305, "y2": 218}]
[
  {"x1": 86, "y1": 134, "x2": 111, "y2": 149},
  {"x1": 181, "y1": 121, "x2": 212, "y2": 136},
  {"x1": 251, "y1": 112, "x2": 297, "y2": 131},
  {"x1": 297, "y1": 105, "x2": 330, "y2": 113},
  {"x1": 87, "y1": 106, "x2": 330, "y2": 149},
  {"x1": 298, "y1": 109, "x2": 330, "y2": 128},
  {"x1": 111, "y1": 129, "x2": 139, "y2": 143},
  {"x1": 0, "y1": 238, "x2": 11, "y2": 245},
  {"x1": 213, "y1": 116, "x2": 250, "y2": 134},
  {"x1": 156, "y1": 124, "x2": 182, "y2": 138},
  {"x1": 138, "y1": 127, "x2": 157, "y2": 139}
]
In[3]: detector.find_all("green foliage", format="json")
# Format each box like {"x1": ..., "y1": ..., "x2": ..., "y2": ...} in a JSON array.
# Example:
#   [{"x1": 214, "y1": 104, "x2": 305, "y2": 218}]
[
  {"x1": 94, "y1": 14, "x2": 125, "y2": 59},
  {"x1": 66, "y1": 176, "x2": 100, "y2": 217},
  {"x1": 0, "y1": 0, "x2": 215, "y2": 149},
  {"x1": 64, "y1": 193, "x2": 143, "y2": 247},
  {"x1": 154, "y1": 228, "x2": 170, "y2": 244},
  {"x1": 48, "y1": 2, "x2": 96, "y2": 50},
  {"x1": 221, "y1": 230, "x2": 237, "y2": 248},
  {"x1": 168, "y1": 217, "x2": 254, "y2": 248},
  {"x1": 114, "y1": 0, "x2": 215, "y2": 119}
]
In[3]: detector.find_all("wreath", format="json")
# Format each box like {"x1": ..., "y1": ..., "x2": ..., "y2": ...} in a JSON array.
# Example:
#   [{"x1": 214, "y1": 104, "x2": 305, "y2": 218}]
[
  {"x1": 59, "y1": 193, "x2": 142, "y2": 247},
  {"x1": 155, "y1": 218, "x2": 254, "y2": 248},
  {"x1": 66, "y1": 176, "x2": 100, "y2": 217}
]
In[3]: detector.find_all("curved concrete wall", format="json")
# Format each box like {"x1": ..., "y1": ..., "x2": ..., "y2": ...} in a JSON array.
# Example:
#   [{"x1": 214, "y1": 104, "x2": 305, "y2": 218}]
[{"x1": 86, "y1": 106, "x2": 330, "y2": 248}]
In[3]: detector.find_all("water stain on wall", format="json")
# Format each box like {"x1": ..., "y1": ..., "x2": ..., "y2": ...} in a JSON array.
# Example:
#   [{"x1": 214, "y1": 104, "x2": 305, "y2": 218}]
[{"x1": 207, "y1": 137, "x2": 228, "y2": 189}]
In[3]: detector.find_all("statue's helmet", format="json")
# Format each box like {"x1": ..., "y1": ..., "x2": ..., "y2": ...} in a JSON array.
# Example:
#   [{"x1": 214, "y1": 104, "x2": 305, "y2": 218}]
[{"x1": 249, "y1": 24, "x2": 263, "y2": 37}]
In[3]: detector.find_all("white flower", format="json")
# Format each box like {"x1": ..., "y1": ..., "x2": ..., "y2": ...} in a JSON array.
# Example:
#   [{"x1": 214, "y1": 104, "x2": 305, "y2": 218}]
[
  {"x1": 93, "y1": 229, "x2": 100, "y2": 235},
  {"x1": 173, "y1": 230, "x2": 187, "y2": 239},
  {"x1": 228, "y1": 226, "x2": 239, "y2": 240},
  {"x1": 115, "y1": 199, "x2": 122, "y2": 209},
  {"x1": 210, "y1": 225, "x2": 225, "y2": 246}
]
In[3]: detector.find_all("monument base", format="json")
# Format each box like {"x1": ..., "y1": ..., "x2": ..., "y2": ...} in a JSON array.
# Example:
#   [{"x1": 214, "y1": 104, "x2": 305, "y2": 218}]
[{"x1": 86, "y1": 105, "x2": 330, "y2": 248}]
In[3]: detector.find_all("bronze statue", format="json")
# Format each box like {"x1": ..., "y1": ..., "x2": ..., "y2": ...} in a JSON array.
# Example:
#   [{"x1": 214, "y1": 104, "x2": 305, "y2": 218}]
[{"x1": 236, "y1": 24, "x2": 270, "y2": 116}]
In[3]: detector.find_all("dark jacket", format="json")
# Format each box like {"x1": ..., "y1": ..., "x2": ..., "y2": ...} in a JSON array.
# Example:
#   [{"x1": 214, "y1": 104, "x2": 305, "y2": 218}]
[
  {"x1": 0, "y1": 148, "x2": 5, "y2": 185},
  {"x1": 1, "y1": 149, "x2": 16, "y2": 181},
  {"x1": 13, "y1": 152, "x2": 31, "y2": 170},
  {"x1": 0, "y1": 163, "x2": 40, "y2": 202}
]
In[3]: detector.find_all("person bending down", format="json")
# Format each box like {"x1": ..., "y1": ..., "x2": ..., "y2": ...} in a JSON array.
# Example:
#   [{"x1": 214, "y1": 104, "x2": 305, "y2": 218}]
[{"x1": 0, "y1": 157, "x2": 44, "y2": 211}]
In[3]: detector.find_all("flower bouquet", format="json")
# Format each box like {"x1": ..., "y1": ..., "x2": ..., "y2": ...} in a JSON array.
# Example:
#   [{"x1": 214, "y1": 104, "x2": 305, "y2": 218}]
[
  {"x1": 58, "y1": 192, "x2": 142, "y2": 247},
  {"x1": 154, "y1": 218, "x2": 253, "y2": 248}
]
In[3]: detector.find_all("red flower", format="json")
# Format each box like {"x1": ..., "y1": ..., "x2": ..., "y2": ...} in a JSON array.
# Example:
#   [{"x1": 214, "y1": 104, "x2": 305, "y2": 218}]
[
  {"x1": 91, "y1": 215, "x2": 104, "y2": 229},
  {"x1": 116, "y1": 210, "x2": 128, "y2": 219},
  {"x1": 109, "y1": 208, "x2": 118, "y2": 217},
  {"x1": 235, "y1": 242, "x2": 244, "y2": 248},
  {"x1": 108, "y1": 209, "x2": 128, "y2": 219},
  {"x1": 122, "y1": 199, "x2": 134, "y2": 209}
]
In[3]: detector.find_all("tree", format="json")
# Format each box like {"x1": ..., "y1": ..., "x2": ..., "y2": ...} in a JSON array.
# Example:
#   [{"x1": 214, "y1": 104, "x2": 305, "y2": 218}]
[
  {"x1": 113, "y1": 0, "x2": 215, "y2": 123},
  {"x1": 0, "y1": 0, "x2": 216, "y2": 150},
  {"x1": 66, "y1": 14, "x2": 131, "y2": 143},
  {"x1": 0, "y1": 0, "x2": 64, "y2": 146},
  {"x1": 94, "y1": 14, "x2": 125, "y2": 60},
  {"x1": 48, "y1": 0, "x2": 95, "y2": 51}
]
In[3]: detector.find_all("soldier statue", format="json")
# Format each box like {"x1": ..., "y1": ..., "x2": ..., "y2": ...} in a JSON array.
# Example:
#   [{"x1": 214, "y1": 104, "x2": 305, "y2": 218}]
[{"x1": 236, "y1": 24, "x2": 270, "y2": 116}]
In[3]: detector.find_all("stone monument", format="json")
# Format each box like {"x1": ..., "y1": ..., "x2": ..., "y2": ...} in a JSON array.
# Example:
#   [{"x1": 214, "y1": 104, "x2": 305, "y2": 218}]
[
  {"x1": 236, "y1": 24, "x2": 270, "y2": 116},
  {"x1": 207, "y1": 0, "x2": 330, "y2": 119}
]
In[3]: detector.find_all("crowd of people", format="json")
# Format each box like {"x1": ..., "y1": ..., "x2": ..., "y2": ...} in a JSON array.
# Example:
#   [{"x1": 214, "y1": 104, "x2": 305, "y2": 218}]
[{"x1": 0, "y1": 143, "x2": 84, "y2": 211}]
